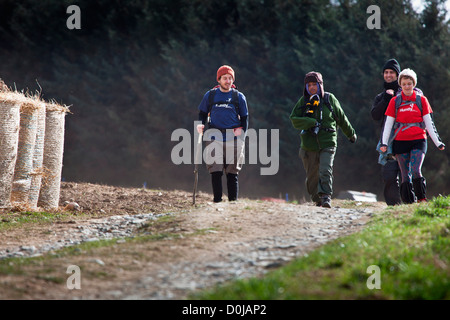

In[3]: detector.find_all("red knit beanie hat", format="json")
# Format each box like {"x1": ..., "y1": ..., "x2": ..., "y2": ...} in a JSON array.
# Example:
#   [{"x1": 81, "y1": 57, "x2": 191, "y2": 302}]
[{"x1": 217, "y1": 65, "x2": 235, "y2": 81}]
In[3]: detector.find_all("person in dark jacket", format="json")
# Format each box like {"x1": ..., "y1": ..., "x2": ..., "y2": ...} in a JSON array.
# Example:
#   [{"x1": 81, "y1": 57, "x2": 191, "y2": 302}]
[
  {"x1": 371, "y1": 59, "x2": 403, "y2": 205},
  {"x1": 290, "y1": 71, "x2": 356, "y2": 208}
]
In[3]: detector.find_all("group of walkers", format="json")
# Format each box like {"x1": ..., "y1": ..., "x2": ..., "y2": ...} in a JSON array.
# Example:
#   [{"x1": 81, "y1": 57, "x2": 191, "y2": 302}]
[
  {"x1": 372, "y1": 59, "x2": 445, "y2": 205},
  {"x1": 196, "y1": 62, "x2": 445, "y2": 207}
]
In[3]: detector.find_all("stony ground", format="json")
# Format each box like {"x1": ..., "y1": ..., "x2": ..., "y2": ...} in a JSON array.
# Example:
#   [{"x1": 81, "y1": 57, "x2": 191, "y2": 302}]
[{"x1": 0, "y1": 182, "x2": 387, "y2": 300}]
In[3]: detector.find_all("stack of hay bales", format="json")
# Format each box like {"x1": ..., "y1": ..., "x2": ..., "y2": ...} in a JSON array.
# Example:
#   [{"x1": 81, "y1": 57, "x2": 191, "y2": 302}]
[{"x1": 0, "y1": 82, "x2": 69, "y2": 210}]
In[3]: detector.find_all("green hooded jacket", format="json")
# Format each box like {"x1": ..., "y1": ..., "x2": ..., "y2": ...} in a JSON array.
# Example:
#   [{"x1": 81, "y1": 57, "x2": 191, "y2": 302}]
[{"x1": 289, "y1": 72, "x2": 356, "y2": 152}]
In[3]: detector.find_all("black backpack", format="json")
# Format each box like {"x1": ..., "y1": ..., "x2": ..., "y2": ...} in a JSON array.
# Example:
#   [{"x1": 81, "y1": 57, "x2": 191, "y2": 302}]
[
  {"x1": 207, "y1": 87, "x2": 240, "y2": 115},
  {"x1": 303, "y1": 92, "x2": 338, "y2": 122}
]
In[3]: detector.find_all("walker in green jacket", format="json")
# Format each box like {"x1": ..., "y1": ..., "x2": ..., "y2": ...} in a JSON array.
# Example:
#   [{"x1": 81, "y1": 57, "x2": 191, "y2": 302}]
[{"x1": 289, "y1": 71, "x2": 356, "y2": 207}]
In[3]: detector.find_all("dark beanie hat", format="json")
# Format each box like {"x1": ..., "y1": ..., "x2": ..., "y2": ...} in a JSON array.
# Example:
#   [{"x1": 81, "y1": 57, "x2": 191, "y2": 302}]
[{"x1": 383, "y1": 59, "x2": 401, "y2": 76}]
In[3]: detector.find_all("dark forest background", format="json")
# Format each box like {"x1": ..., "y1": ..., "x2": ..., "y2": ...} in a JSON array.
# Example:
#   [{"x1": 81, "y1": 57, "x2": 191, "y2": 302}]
[{"x1": 0, "y1": 0, "x2": 448, "y2": 202}]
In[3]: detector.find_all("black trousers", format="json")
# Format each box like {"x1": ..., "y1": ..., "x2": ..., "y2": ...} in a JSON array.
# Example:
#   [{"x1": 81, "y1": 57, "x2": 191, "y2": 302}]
[
  {"x1": 211, "y1": 171, "x2": 238, "y2": 202},
  {"x1": 382, "y1": 159, "x2": 401, "y2": 206}
]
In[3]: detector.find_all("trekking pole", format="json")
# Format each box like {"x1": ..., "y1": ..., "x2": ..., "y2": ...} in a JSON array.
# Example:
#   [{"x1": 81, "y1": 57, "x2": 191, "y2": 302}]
[
  {"x1": 236, "y1": 138, "x2": 245, "y2": 171},
  {"x1": 193, "y1": 131, "x2": 203, "y2": 205}
]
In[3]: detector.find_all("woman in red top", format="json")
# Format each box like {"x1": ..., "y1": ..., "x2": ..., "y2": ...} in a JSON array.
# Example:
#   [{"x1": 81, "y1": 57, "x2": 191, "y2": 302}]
[{"x1": 380, "y1": 68, "x2": 445, "y2": 203}]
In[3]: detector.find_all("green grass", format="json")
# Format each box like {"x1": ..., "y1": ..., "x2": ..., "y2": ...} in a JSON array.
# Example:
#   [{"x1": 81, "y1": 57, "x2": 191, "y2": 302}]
[
  {"x1": 0, "y1": 210, "x2": 86, "y2": 231},
  {"x1": 191, "y1": 195, "x2": 450, "y2": 300},
  {"x1": 0, "y1": 211, "x2": 55, "y2": 227}
]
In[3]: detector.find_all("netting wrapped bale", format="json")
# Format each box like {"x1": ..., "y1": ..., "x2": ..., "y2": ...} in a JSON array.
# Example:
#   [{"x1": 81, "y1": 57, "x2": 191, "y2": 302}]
[
  {"x1": 38, "y1": 102, "x2": 68, "y2": 209},
  {"x1": 28, "y1": 99, "x2": 46, "y2": 210},
  {"x1": 0, "y1": 91, "x2": 25, "y2": 208},
  {"x1": 10, "y1": 100, "x2": 40, "y2": 206}
]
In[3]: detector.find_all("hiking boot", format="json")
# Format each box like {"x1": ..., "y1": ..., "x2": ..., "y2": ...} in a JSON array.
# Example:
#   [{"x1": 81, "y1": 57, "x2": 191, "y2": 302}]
[
  {"x1": 400, "y1": 182, "x2": 416, "y2": 204},
  {"x1": 321, "y1": 195, "x2": 332, "y2": 208},
  {"x1": 412, "y1": 177, "x2": 426, "y2": 202}
]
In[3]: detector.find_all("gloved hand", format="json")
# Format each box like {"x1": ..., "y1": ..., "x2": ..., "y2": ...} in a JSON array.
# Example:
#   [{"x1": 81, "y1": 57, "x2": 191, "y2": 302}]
[{"x1": 349, "y1": 134, "x2": 357, "y2": 143}]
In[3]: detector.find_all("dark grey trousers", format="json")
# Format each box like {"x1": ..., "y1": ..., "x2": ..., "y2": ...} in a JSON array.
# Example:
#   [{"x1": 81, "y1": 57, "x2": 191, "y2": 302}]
[
  {"x1": 382, "y1": 159, "x2": 402, "y2": 205},
  {"x1": 299, "y1": 147, "x2": 336, "y2": 203}
]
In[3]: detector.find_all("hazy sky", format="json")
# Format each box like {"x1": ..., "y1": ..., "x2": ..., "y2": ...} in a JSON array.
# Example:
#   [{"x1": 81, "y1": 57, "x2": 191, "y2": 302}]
[{"x1": 411, "y1": 0, "x2": 450, "y2": 18}]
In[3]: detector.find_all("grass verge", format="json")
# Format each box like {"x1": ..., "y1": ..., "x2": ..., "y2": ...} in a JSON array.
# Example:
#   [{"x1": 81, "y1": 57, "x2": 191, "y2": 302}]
[
  {"x1": 0, "y1": 211, "x2": 76, "y2": 230},
  {"x1": 191, "y1": 195, "x2": 450, "y2": 300}
]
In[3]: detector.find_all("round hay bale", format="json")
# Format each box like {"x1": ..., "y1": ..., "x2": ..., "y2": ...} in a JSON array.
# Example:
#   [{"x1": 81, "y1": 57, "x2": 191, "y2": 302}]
[
  {"x1": 0, "y1": 91, "x2": 25, "y2": 208},
  {"x1": 28, "y1": 100, "x2": 46, "y2": 209},
  {"x1": 38, "y1": 102, "x2": 68, "y2": 209},
  {"x1": 10, "y1": 100, "x2": 40, "y2": 205}
]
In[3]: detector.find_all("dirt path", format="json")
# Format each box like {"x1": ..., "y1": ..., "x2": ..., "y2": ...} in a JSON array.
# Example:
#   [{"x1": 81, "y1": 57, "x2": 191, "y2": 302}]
[{"x1": 0, "y1": 182, "x2": 386, "y2": 299}]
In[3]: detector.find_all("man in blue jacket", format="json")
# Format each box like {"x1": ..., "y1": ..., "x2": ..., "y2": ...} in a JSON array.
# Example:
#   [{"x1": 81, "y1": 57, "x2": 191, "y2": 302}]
[{"x1": 197, "y1": 65, "x2": 249, "y2": 203}]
